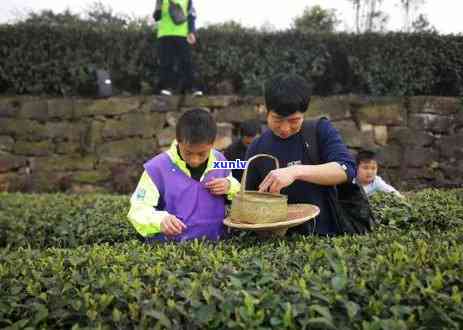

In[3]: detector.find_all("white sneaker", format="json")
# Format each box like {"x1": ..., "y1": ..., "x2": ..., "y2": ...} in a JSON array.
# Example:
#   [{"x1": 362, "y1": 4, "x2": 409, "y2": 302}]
[
  {"x1": 192, "y1": 90, "x2": 203, "y2": 97},
  {"x1": 160, "y1": 89, "x2": 172, "y2": 96}
]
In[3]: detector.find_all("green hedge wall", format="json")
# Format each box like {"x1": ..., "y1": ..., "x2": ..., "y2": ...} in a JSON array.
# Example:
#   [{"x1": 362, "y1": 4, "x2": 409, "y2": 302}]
[
  {"x1": 1, "y1": 190, "x2": 463, "y2": 328},
  {"x1": 1, "y1": 189, "x2": 462, "y2": 249},
  {"x1": 1, "y1": 21, "x2": 463, "y2": 96}
]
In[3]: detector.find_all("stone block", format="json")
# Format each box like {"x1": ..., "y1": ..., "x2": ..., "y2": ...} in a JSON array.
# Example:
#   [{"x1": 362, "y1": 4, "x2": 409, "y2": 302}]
[
  {"x1": 44, "y1": 122, "x2": 82, "y2": 141},
  {"x1": 215, "y1": 105, "x2": 265, "y2": 123},
  {"x1": 81, "y1": 120, "x2": 104, "y2": 154},
  {"x1": 27, "y1": 171, "x2": 72, "y2": 192},
  {"x1": 0, "y1": 97, "x2": 20, "y2": 117},
  {"x1": 374, "y1": 125, "x2": 388, "y2": 146},
  {"x1": 0, "y1": 172, "x2": 28, "y2": 192},
  {"x1": 14, "y1": 140, "x2": 54, "y2": 156},
  {"x1": 403, "y1": 147, "x2": 439, "y2": 168},
  {"x1": 409, "y1": 114, "x2": 452, "y2": 134},
  {"x1": 388, "y1": 127, "x2": 435, "y2": 147},
  {"x1": 166, "y1": 112, "x2": 180, "y2": 127},
  {"x1": 72, "y1": 168, "x2": 112, "y2": 184},
  {"x1": 157, "y1": 127, "x2": 176, "y2": 148},
  {"x1": 97, "y1": 138, "x2": 157, "y2": 161},
  {"x1": 102, "y1": 112, "x2": 165, "y2": 140},
  {"x1": 436, "y1": 133, "x2": 463, "y2": 159},
  {"x1": 456, "y1": 111, "x2": 463, "y2": 130},
  {"x1": 333, "y1": 120, "x2": 376, "y2": 149},
  {"x1": 55, "y1": 142, "x2": 81, "y2": 155},
  {"x1": 356, "y1": 98, "x2": 406, "y2": 126},
  {"x1": 32, "y1": 156, "x2": 96, "y2": 172},
  {"x1": 0, "y1": 136, "x2": 14, "y2": 152},
  {"x1": 0, "y1": 118, "x2": 47, "y2": 140},
  {"x1": 47, "y1": 99, "x2": 74, "y2": 119},
  {"x1": 142, "y1": 96, "x2": 182, "y2": 113},
  {"x1": 74, "y1": 97, "x2": 142, "y2": 117},
  {"x1": 183, "y1": 95, "x2": 239, "y2": 108},
  {"x1": 0, "y1": 154, "x2": 27, "y2": 173},
  {"x1": 68, "y1": 183, "x2": 109, "y2": 194},
  {"x1": 360, "y1": 123, "x2": 374, "y2": 132},
  {"x1": 306, "y1": 96, "x2": 352, "y2": 121},
  {"x1": 440, "y1": 162, "x2": 463, "y2": 182},
  {"x1": 17, "y1": 100, "x2": 48, "y2": 121},
  {"x1": 402, "y1": 168, "x2": 436, "y2": 180},
  {"x1": 380, "y1": 145, "x2": 402, "y2": 168},
  {"x1": 409, "y1": 96, "x2": 459, "y2": 115}
]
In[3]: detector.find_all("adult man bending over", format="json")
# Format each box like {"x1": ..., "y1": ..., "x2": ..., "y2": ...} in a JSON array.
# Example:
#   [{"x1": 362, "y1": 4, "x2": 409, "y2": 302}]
[{"x1": 245, "y1": 74, "x2": 356, "y2": 236}]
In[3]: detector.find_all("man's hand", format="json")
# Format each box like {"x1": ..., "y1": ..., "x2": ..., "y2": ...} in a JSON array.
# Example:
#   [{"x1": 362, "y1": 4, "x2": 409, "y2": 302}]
[
  {"x1": 205, "y1": 178, "x2": 230, "y2": 195},
  {"x1": 259, "y1": 167, "x2": 297, "y2": 193},
  {"x1": 187, "y1": 33, "x2": 196, "y2": 45},
  {"x1": 160, "y1": 215, "x2": 187, "y2": 236}
]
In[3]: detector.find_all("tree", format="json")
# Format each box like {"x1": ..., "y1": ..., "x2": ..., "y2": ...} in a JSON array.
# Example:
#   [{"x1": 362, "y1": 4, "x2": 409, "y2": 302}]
[
  {"x1": 260, "y1": 20, "x2": 277, "y2": 33},
  {"x1": 346, "y1": 0, "x2": 389, "y2": 33},
  {"x1": 399, "y1": 0, "x2": 425, "y2": 32},
  {"x1": 412, "y1": 13, "x2": 435, "y2": 33},
  {"x1": 203, "y1": 20, "x2": 253, "y2": 33},
  {"x1": 16, "y1": 1, "x2": 131, "y2": 28},
  {"x1": 84, "y1": 1, "x2": 127, "y2": 27},
  {"x1": 350, "y1": 0, "x2": 362, "y2": 33},
  {"x1": 20, "y1": 9, "x2": 82, "y2": 26},
  {"x1": 292, "y1": 5, "x2": 340, "y2": 33},
  {"x1": 364, "y1": 0, "x2": 389, "y2": 32}
]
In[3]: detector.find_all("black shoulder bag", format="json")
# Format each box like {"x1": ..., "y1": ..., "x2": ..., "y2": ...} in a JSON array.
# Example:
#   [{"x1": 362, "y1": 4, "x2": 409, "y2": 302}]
[{"x1": 301, "y1": 119, "x2": 376, "y2": 234}]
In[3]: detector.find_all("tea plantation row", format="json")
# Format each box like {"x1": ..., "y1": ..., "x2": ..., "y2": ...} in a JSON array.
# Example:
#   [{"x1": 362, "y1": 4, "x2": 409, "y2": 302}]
[{"x1": 0, "y1": 190, "x2": 462, "y2": 329}]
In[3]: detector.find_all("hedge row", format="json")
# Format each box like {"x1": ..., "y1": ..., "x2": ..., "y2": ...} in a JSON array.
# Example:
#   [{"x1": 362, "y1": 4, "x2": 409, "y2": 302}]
[
  {"x1": 1, "y1": 226, "x2": 463, "y2": 328},
  {"x1": 1, "y1": 190, "x2": 463, "y2": 328},
  {"x1": 1, "y1": 21, "x2": 463, "y2": 96},
  {"x1": 1, "y1": 189, "x2": 463, "y2": 250},
  {"x1": 1, "y1": 190, "x2": 463, "y2": 249},
  {"x1": 0, "y1": 193, "x2": 136, "y2": 249}
]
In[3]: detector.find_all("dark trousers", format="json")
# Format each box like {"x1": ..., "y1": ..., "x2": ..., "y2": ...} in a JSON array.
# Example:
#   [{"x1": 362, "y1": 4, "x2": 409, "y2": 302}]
[{"x1": 158, "y1": 36, "x2": 194, "y2": 92}]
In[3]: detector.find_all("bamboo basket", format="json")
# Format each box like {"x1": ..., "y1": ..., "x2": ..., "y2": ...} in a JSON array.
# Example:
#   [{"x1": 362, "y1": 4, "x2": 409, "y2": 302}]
[{"x1": 230, "y1": 154, "x2": 288, "y2": 224}]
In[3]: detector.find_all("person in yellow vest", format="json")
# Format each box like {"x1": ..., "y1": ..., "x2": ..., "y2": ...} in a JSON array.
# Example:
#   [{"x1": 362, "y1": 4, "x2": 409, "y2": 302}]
[{"x1": 153, "y1": 0, "x2": 203, "y2": 96}]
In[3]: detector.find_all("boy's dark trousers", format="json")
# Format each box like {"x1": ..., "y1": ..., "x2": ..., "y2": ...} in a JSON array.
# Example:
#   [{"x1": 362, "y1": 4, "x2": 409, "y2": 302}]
[{"x1": 158, "y1": 36, "x2": 194, "y2": 93}]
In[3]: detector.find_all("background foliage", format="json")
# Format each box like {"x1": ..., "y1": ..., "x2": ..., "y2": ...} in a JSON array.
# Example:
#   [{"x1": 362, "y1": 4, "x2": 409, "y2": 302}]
[{"x1": 1, "y1": 10, "x2": 462, "y2": 96}]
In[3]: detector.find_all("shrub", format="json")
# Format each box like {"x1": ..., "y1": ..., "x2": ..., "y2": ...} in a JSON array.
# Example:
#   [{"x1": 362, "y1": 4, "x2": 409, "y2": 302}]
[
  {"x1": 1, "y1": 19, "x2": 462, "y2": 96},
  {"x1": 0, "y1": 231, "x2": 462, "y2": 329},
  {"x1": 0, "y1": 193, "x2": 137, "y2": 248},
  {"x1": 1, "y1": 190, "x2": 463, "y2": 328}
]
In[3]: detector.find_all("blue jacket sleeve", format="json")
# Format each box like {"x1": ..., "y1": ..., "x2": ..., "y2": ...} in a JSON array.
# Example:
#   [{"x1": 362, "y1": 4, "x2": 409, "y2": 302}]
[{"x1": 317, "y1": 118, "x2": 357, "y2": 182}]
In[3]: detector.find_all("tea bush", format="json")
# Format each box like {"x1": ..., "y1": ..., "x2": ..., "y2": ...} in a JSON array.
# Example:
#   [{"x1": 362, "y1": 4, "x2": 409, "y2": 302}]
[
  {"x1": 2, "y1": 189, "x2": 462, "y2": 249},
  {"x1": 1, "y1": 232, "x2": 463, "y2": 329},
  {"x1": 1, "y1": 190, "x2": 463, "y2": 329},
  {"x1": 0, "y1": 193, "x2": 136, "y2": 249}
]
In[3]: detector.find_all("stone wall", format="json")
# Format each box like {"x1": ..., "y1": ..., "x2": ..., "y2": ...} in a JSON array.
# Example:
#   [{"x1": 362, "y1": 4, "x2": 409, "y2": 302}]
[{"x1": 0, "y1": 95, "x2": 462, "y2": 193}]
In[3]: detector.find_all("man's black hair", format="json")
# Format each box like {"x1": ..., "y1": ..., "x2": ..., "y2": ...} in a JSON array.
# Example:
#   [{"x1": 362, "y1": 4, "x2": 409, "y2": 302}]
[
  {"x1": 176, "y1": 108, "x2": 217, "y2": 144},
  {"x1": 356, "y1": 150, "x2": 378, "y2": 165},
  {"x1": 264, "y1": 74, "x2": 312, "y2": 117},
  {"x1": 240, "y1": 120, "x2": 261, "y2": 137}
]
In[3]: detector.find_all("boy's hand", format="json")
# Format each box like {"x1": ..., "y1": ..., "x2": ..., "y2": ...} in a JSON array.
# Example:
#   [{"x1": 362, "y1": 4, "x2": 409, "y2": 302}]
[
  {"x1": 161, "y1": 215, "x2": 187, "y2": 236},
  {"x1": 205, "y1": 178, "x2": 230, "y2": 195},
  {"x1": 187, "y1": 33, "x2": 196, "y2": 45}
]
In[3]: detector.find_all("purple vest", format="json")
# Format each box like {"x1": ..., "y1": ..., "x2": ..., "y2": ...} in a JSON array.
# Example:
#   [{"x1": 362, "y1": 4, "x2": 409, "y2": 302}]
[{"x1": 144, "y1": 151, "x2": 230, "y2": 242}]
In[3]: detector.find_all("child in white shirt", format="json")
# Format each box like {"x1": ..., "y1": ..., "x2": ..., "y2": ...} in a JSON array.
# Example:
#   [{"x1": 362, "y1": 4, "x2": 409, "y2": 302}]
[{"x1": 356, "y1": 150, "x2": 403, "y2": 198}]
